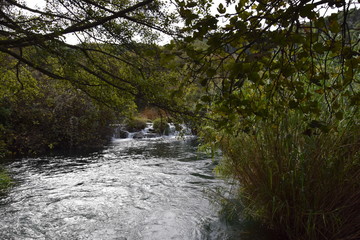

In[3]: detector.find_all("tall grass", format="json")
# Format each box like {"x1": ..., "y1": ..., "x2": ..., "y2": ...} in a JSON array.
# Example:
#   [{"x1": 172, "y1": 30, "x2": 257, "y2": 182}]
[{"x1": 216, "y1": 115, "x2": 360, "y2": 240}]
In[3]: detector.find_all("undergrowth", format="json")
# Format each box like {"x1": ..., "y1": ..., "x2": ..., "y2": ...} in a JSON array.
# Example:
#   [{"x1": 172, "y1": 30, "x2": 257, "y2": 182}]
[
  {"x1": 215, "y1": 115, "x2": 360, "y2": 240},
  {"x1": 0, "y1": 168, "x2": 11, "y2": 192}
]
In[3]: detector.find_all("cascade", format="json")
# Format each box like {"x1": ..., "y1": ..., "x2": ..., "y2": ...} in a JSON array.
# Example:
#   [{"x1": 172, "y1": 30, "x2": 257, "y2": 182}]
[{"x1": 113, "y1": 122, "x2": 192, "y2": 139}]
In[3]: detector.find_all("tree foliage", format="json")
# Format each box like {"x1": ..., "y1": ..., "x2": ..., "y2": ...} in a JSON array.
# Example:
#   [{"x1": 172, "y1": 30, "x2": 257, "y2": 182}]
[
  {"x1": 176, "y1": 0, "x2": 360, "y2": 131},
  {"x1": 175, "y1": 1, "x2": 360, "y2": 239},
  {"x1": 0, "y1": 0, "x2": 185, "y2": 113},
  {"x1": 1, "y1": 0, "x2": 360, "y2": 238},
  {"x1": 0, "y1": 65, "x2": 118, "y2": 156}
]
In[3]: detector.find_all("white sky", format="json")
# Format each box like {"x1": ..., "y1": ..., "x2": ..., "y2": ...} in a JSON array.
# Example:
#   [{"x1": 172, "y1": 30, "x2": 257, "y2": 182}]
[{"x1": 23, "y1": 0, "x2": 176, "y2": 45}]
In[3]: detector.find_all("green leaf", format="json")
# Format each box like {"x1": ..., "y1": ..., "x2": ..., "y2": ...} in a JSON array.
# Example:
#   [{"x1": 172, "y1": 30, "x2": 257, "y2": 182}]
[
  {"x1": 299, "y1": 4, "x2": 315, "y2": 19},
  {"x1": 313, "y1": 42, "x2": 326, "y2": 54},
  {"x1": 309, "y1": 120, "x2": 325, "y2": 129},
  {"x1": 314, "y1": 17, "x2": 325, "y2": 28},
  {"x1": 289, "y1": 100, "x2": 299, "y2": 109},
  {"x1": 201, "y1": 95, "x2": 212, "y2": 102},
  {"x1": 310, "y1": 77, "x2": 321, "y2": 86},
  {"x1": 200, "y1": 78, "x2": 208, "y2": 86},
  {"x1": 236, "y1": 0, "x2": 246, "y2": 10},
  {"x1": 206, "y1": 68, "x2": 217, "y2": 77},
  {"x1": 248, "y1": 72, "x2": 260, "y2": 83},
  {"x1": 187, "y1": 2, "x2": 197, "y2": 8},
  {"x1": 329, "y1": 14, "x2": 341, "y2": 33},
  {"x1": 195, "y1": 103, "x2": 204, "y2": 112},
  {"x1": 217, "y1": 3, "x2": 226, "y2": 14},
  {"x1": 281, "y1": 66, "x2": 294, "y2": 78},
  {"x1": 335, "y1": 111, "x2": 343, "y2": 120}
]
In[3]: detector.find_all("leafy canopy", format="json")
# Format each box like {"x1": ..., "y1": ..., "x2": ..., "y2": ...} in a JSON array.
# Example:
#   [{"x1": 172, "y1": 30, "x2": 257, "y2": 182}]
[
  {"x1": 175, "y1": 0, "x2": 360, "y2": 132},
  {"x1": 0, "y1": 0, "x2": 185, "y2": 114}
]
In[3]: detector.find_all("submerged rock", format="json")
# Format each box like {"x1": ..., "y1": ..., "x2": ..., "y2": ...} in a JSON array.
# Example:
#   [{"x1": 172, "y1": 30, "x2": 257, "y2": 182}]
[
  {"x1": 143, "y1": 133, "x2": 159, "y2": 138},
  {"x1": 118, "y1": 130, "x2": 129, "y2": 138},
  {"x1": 133, "y1": 132, "x2": 145, "y2": 139},
  {"x1": 113, "y1": 126, "x2": 129, "y2": 138}
]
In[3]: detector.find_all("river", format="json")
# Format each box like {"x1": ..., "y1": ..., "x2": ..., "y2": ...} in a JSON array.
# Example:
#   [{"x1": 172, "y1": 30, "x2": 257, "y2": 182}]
[{"x1": 0, "y1": 136, "x2": 271, "y2": 240}]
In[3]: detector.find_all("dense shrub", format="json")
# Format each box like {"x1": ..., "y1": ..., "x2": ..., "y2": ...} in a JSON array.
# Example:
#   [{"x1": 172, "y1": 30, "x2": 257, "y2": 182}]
[
  {"x1": 215, "y1": 114, "x2": 360, "y2": 240},
  {"x1": 124, "y1": 117, "x2": 147, "y2": 132},
  {"x1": 0, "y1": 126, "x2": 9, "y2": 158},
  {"x1": 153, "y1": 118, "x2": 170, "y2": 135},
  {"x1": 1, "y1": 80, "x2": 117, "y2": 157}
]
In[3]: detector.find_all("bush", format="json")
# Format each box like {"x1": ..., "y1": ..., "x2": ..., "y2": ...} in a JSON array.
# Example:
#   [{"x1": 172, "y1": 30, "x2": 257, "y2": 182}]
[
  {"x1": 125, "y1": 117, "x2": 147, "y2": 132},
  {"x1": 215, "y1": 115, "x2": 360, "y2": 240},
  {"x1": 1, "y1": 81, "x2": 117, "y2": 157},
  {"x1": 153, "y1": 118, "x2": 170, "y2": 135}
]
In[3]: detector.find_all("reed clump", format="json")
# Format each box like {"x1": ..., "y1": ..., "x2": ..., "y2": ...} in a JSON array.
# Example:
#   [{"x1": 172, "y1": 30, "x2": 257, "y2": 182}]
[{"x1": 216, "y1": 116, "x2": 360, "y2": 240}]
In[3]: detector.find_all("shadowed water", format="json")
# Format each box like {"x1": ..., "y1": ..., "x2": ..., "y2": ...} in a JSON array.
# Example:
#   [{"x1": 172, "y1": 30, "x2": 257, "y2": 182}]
[{"x1": 0, "y1": 137, "x2": 276, "y2": 240}]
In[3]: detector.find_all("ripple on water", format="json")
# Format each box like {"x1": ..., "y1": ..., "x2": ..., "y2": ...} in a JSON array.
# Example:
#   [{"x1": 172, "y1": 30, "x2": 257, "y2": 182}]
[{"x1": 0, "y1": 137, "x2": 271, "y2": 240}]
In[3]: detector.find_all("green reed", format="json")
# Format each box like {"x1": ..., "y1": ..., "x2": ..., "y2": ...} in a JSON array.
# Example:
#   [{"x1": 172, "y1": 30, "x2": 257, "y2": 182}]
[{"x1": 216, "y1": 114, "x2": 360, "y2": 240}]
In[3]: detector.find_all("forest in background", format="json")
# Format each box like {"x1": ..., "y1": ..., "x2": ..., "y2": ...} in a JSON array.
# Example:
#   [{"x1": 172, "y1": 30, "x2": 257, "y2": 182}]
[{"x1": 1, "y1": 1, "x2": 360, "y2": 239}]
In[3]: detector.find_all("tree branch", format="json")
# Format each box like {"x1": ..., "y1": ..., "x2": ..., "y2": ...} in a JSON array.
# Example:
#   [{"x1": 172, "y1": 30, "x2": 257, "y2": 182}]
[{"x1": 0, "y1": 0, "x2": 154, "y2": 48}]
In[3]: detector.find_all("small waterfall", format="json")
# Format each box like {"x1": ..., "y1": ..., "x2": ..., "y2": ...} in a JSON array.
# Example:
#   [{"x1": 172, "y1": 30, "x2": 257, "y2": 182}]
[
  {"x1": 113, "y1": 122, "x2": 192, "y2": 139},
  {"x1": 112, "y1": 124, "x2": 129, "y2": 139},
  {"x1": 167, "y1": 123, "x2": 192, "y2": 137},
  {"x1": 168, "y1": 123, "x2": 176, "y2": 135},
  {"x1": 177, "y1": 124, "x2": 192, "y2": 136}
]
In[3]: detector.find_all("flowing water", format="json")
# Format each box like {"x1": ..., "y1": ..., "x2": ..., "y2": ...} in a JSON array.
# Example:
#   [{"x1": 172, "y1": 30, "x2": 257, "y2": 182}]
[{"x1": 0, "y1": 135, "x2": 276, "y2": 240}]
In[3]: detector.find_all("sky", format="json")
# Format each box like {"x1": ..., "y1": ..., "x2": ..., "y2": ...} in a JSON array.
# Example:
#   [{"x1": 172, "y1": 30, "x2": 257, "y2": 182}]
[
  {"x1": 21, "y1": 0, "x2": 350, "y2": 45},
  {"x1": 23, "y1": 0, "x2": 79, "y2": 44},
  {"x1": 23, "y1": 0, "x2": 179, "y2": 45}
]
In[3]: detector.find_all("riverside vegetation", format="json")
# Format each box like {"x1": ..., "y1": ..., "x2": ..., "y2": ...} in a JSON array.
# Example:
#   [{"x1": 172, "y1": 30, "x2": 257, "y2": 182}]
[
  {"x1": 0, "y1": 167, "x2": 11, "y2": 193},
  {"x1": 1, "y1": 1, "x2": 360, "y2": 239}
]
